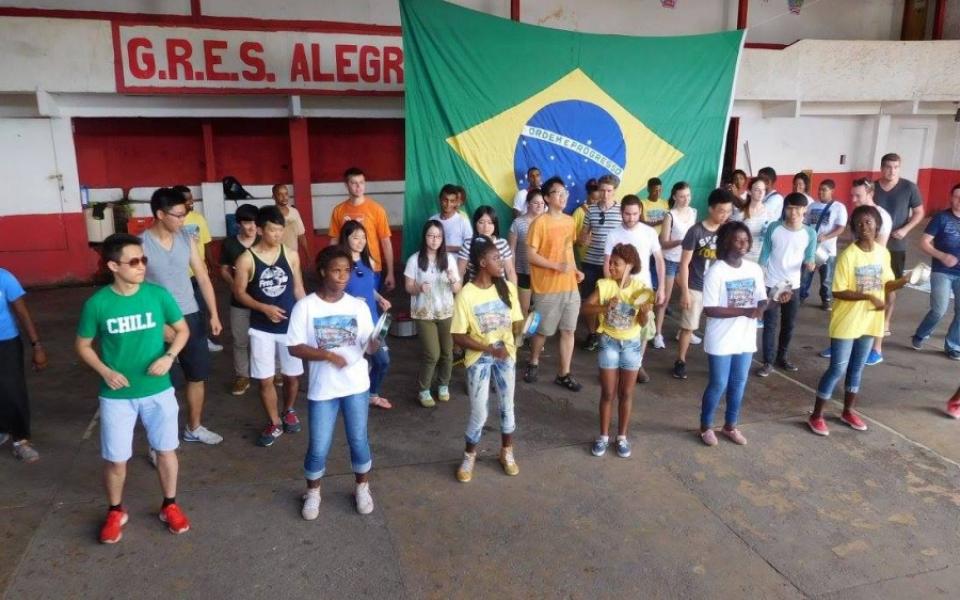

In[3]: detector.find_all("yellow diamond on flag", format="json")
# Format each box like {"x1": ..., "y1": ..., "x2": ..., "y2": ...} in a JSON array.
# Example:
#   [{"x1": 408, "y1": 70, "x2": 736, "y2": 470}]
[{"x1": 446, "y1": 68, "x2": 684, "y2": 206}]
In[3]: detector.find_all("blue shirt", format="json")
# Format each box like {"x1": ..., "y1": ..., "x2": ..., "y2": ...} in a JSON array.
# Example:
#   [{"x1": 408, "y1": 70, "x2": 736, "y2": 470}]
[
  {"x1": 345, "y1": 260, "x2": 380, "y2": 321},
  {"x1": 925, "y1": 210, "x2": 960, "y2": 276},
  {"x1": 0, "y1": 269, "x2": 26, "y2": 341}
]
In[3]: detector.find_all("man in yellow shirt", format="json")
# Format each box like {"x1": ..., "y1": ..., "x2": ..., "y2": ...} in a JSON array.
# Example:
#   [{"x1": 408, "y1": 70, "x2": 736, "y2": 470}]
[
  {"x1": 328, "y1": 167, "x2": 395, "y2": 291},
  {"x1": 525, "y1": 177, "x2": 585, "y2": 391},
  {"x1": 176, "y1": 185, "x2": 221, "y2": 352}
]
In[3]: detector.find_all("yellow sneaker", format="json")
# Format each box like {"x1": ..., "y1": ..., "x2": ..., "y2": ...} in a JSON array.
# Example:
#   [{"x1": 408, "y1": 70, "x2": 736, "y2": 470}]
[
  {"x1": 499, "y1": 446, "x2": 519, "y2": 476},
  {"x1": 456, "y1": 451, "x2": 476, "y2": 482}
]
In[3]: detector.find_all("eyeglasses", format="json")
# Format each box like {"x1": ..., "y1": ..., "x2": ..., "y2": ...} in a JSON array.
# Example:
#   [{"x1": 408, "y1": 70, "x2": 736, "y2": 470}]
[
  {"x1": 548, "y1": 189, "x2": 568, "y2": 197},
  {"x1": 118, "y1": 256, "x2": 149, "y2": 268},
  {"x1": 425, "y1": 234, "x2": 444, "y2": 240},
  {"x1": 165, "y1": 211, "x2": 187, "y2": 220}
]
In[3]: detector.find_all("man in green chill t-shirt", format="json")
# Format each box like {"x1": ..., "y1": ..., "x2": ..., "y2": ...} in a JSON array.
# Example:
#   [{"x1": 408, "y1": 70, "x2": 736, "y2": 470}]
[{"x1": 76, "y1": 233, "x2": 192, "y2": 545}]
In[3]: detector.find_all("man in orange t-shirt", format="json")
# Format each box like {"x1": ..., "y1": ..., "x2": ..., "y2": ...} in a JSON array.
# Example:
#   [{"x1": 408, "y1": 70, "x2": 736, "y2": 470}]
[
  {"x1": 328, "y1": 167, "x2": 395, "y2": 291},
  {"x1": 525, "y1": 176, "x2": 585, "y2": 391}
]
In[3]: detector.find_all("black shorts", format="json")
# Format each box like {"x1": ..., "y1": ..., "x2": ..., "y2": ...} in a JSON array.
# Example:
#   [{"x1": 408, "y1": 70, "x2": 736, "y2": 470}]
[
  {"x1": 517, "y1": 272, "x2": 531, "y2": 290},
  {"x1": 889, "y1": 250, "x2": 906, "y2": 280},
  {"x1": 174, "y1": 311, "x2": 211, "y2": 383},
  {"x1": 579, "y1": 262, "x2": 604, "y2": 300}
]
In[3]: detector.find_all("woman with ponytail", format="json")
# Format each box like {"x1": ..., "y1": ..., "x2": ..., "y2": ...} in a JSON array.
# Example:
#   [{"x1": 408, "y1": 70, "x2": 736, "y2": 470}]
[{"x1": 450, "y1": 236, "x2": 523, "y2": 483}]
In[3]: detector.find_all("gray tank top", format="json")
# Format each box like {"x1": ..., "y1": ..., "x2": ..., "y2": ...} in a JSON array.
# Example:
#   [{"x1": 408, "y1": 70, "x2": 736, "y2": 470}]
[{"x1": 141, "y1": 229, "x2": 199, "y2": 315}]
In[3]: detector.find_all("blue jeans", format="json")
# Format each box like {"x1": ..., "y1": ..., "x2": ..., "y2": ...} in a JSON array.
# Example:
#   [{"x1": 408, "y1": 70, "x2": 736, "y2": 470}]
[
  {"x1": 799, "y1": 257, "x2": 835, "y2": 303},
  {"x1": 303, "y1": 393, "x2": 372, "y2": 480},
  {"x1": 465, "y1": 356, "x2": 516, "y2": 445},
  {"x1": 368, "y1": 346, "x2": 390, "y2": 396},
  {"x1": 700, "y1": 352, "x2": 752, "y2": 428},
  {"x1": 815, "y1": 336, "x2": 874, "y2": 399},
  {"x1": 913, "y1": 271, "x2": 960, "y2": 353}
]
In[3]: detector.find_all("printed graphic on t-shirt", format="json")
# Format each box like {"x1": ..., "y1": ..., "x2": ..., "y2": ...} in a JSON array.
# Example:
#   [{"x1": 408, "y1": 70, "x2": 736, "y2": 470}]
[
  {"x1": 105, "y1": 312, "x2": 158, "y2": 335},
  {"x1": 473, "y1": 298, "x2": 512, "y2": 335},
  {"x1": 645, "y1": 208, "x2": 667, "y2": 225},
  {"x1": 725, "y1": 279, "x2": 756, "y2": 308},
  {"x1": 258, "y1": 266, "x2": 289, "y2": 298},
  {"x1": 605, "y1": 299, "x2": 638, "y2": 331},
  {"x1": 696, "y1": 236, "x2": 718, "y2": 269},
  {"x1": 183, "y1": 223, "x2": 200, "y2": 239},
  {"x1": 313, "y1": 315, "x2": 357, "y2": 350},
  {"x1": 854, "y1": 264, "x2": 882, "y2": 293}
]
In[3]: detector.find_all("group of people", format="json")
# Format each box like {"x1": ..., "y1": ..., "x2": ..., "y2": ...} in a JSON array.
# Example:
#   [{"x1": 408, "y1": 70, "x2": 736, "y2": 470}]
[{"x1": 2, "y1": 154, "x2": 958, "y2": 545}]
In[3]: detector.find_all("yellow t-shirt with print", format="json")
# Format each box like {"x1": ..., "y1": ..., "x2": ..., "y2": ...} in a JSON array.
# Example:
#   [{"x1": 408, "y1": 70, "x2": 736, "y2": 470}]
[
  {"x1": 451, "y1": 281, "x2": 523, "y2": 367},
  {"x1": 183, "y1": 211, "x2": 211, "y2": 277},
  {"x1": 829, "y1": 243, "x2": 893, "y2": 339},
  {"x1": 595, "y1": 278, "x2": 655, "y2": 341},
  {"x1": 642, "y1": 198, "x2": 670, "y2": 234}
]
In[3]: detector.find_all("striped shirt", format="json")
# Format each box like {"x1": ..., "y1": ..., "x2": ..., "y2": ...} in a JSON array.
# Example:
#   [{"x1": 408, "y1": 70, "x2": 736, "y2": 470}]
[
  {"x1": 583, "y1": 203, "x2": 622, "y2": 266},
  {"x1": 509, "y1": 216, "x2": 533, "y2": 274},
  {"x1": 458, "y1": 236, "x2": 513, "y2": 281}
]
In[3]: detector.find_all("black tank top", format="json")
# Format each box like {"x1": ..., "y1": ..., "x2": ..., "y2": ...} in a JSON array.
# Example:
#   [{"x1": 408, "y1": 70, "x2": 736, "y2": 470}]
[{"x1": 246, "y1": 245, "x2": 296, "y2": 334}]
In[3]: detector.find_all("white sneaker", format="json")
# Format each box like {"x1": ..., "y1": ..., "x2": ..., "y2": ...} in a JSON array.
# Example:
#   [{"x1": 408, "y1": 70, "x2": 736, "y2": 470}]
[
  {"x1": 148, "y1": 448, "x2": 158, "y2": 468},
  {"x1": 207, "y1": 339, "x2": 223, "y2": 352},
  {"x1": 652, "y1": 335, "x2": 666, "y2": 349},
  {"x1": 301, "y1": 488, "x2": 321, "y2": 520},
  {"x1": 0, "y1": 433, "x2": 9, "y2": 447},
  {"x1": 182, "y1": 425, "x2": 223, "y2": 445},
  {"x1": 690, "y1": 333, "x2": 702, "y2": 345},
  {"x1": 355, "y1": 482, "x2": 374, "y2": 515}
]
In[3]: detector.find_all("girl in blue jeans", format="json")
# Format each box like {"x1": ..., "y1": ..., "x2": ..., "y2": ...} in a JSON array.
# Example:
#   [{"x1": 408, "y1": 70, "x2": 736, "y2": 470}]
[
  {"x1": 451, "y1": 236, "x2": 523, "y2": 483},
  {"x1": 808, "y1": 206, "x2": 907, "y2": 436},
  {"x1": 699, "y1": 221, "x2": 767, "y2": 446},
  {"x1": 581, "y1": 243, "x2": 653, "y2": 458},
  {"x1": 287, "y1": 246, "x2": 380, "y2": 519},
  {"x1": 339, "y1": 220, "x2": 393, "y2": 410}
]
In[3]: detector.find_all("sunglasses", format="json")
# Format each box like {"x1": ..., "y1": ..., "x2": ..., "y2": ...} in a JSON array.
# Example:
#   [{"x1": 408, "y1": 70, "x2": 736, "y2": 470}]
[
  {"x1": 117, "y1": 256, "x2": 149, "y2": 268},
  {"x1": 599, "y1": 211, "x2": 606, "y2": 226}
]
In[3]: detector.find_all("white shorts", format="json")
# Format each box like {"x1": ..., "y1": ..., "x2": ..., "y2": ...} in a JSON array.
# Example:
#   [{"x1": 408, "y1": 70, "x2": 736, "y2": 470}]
[
  {"x1": 99, "y1": 388, "x2": 179, "y2": 462},
  {"x1": 249, "y1": 328, "x2": 304, "y2": 380}
]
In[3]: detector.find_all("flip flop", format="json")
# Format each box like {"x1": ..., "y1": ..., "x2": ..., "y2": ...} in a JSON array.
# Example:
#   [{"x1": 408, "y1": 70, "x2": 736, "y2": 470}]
[{"x1": 369, "y1": 395, "x2": 393, "y2": 410}]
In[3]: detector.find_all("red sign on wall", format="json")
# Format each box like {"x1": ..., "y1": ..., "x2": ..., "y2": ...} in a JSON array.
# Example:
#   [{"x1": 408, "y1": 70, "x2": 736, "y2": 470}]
[{"x1": 113, "y1": 23, "x2": 403, "y2": 95}]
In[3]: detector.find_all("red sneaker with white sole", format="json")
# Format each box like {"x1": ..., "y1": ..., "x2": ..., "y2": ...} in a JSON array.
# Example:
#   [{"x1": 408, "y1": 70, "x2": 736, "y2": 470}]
[
  {"x1": 99, "y1": 509, "x2": 128, "y2": 544},
  {"x1": 840, "y1": 411, "x2": 867, "y2": 431},
  {"x1": 946, "y1": 400, "x2": 960, "y2": 419},
  {"x1": 159, "y1": 503, "x2": 191, "y2": 534},
  {"x1": 808, "y1": 416, "x2": 830, "y2": 436}
]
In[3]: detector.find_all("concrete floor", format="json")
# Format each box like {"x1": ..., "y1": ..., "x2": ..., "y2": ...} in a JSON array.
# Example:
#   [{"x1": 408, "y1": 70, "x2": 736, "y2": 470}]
[{"x1": 3, "y1": 240, "x2": 960, "y2": 600}]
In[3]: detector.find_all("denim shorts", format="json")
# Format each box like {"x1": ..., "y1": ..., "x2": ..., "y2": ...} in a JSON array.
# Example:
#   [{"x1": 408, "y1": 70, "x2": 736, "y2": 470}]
[
  {"x1": 665, "y1": 259, "x2": 680, "y2": 277},
  {"x1": 598, "y1": 334, "x2": 643, "y2": 371}
]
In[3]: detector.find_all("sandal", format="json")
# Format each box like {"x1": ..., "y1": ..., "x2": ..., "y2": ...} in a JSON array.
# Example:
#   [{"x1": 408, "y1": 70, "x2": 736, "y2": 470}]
[
  {"x1": 523, "y1": 362, "x2": 539, "y2": 383},
  {"x1": 369, "y1": 395, "x2": 393, "y2": 409},
  {"x1": 554, "y1": 373, "x2": 582, "y2": 392}
]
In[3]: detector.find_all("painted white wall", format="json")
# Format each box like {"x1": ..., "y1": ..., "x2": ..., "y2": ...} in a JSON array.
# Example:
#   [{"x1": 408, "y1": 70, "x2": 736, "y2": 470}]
[{"x1": 0, "y1": 0, "x2": 190, "y2": 13}]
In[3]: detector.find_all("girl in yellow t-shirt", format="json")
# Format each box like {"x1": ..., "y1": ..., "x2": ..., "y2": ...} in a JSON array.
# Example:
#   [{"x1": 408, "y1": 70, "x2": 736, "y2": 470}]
[
  {"x1": 808, "y1": 206, "x2": 907, "y2": 437},
  {"x1": 451, "y1": 236, "x2": 523, "y2": 483},
  {"x1": 581, "y1": 243, "x2": 654, "y2": 458}
]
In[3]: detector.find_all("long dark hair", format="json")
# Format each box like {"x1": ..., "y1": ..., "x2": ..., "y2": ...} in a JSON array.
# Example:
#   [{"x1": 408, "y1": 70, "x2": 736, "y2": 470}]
[
  {"x1": 468, "y1": 235, "x2": 511, "y2": 309},
  {"x1": 418, "y1": 219, "x2": 449, "y2": 272},
  {"x1": 338, "y1": 220, "x2": 373, "y2": 270},
  {"x1": 471, "y1": 205, "x2": 500, "y2": 238},
  {"x1": 716, "y1": 221, "x2": 752, "y2": 262}
]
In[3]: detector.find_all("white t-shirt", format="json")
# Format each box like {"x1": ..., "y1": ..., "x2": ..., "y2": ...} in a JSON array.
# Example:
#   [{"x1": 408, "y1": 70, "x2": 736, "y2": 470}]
[
  {"x1": 760, "y1": 222, "x2": 816, "y2": 289},
  {"x1": 603, "y1": 224, "x2": 662, "y2": 288},
  {"x1": 403, "y1": 252, "x2": 461, "y2": 321},
  {"x1": 430, "y1": 212, "x2": 472, "y2": 250},
  {"x1": 763, "y1": 191, "x2": 784, "y2": 223},
  {"x1": 702, "y1": 260, "x2": 767, "y2": 356},
  {"x1": 513, "y1": 188, "x2": 533, "y2": 213},
  {"x1": 805, "y1": 201, "x2": 848, "y2": 257},
  {"x1": 286, "y1": 293, "x2": 374, "y2": 402},
  {"x1": 875, "y1": 204, "x2": 893, "y2": 241}
]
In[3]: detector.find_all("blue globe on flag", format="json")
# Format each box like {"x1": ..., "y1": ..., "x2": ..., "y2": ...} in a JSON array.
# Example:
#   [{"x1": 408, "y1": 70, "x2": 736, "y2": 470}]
[{"x1": 513, "y1": 100, "x2": 626, "y2": 213}]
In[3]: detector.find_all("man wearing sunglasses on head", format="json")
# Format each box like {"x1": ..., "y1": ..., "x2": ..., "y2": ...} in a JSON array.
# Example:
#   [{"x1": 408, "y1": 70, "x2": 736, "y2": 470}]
[
  {"x1": 578, "y1": 174, "x2": 622, "y2": 352},
  {"x1": 141, "y1": 187, "x2": 223, "y2": 446}
]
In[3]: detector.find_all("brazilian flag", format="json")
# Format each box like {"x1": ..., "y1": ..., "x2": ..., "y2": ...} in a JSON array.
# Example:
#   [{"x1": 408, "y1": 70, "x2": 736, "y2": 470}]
[{"x1": 400, "y1": 0, "x2": 744, "y2": 258}]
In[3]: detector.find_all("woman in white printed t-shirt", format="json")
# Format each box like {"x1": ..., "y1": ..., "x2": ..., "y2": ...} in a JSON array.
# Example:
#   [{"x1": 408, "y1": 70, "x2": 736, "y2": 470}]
[
  {"x1": 654, "y1": 181, "x2": 698, "y2": 349},
  {"x1": 404, "y1": 220, "x2": 462, "y2": 408},
  {"x1": 698, "y1": 221, "x2": 768, "y2": 447}
]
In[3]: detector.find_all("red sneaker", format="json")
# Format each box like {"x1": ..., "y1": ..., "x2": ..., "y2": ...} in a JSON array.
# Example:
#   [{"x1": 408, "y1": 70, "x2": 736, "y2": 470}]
[
  {"x1": 99, "y1": 509, "x2": 128, "y2": 544},
  {"x1": 840, "y1": 411, "x2": 868, "y2": 431},
  {"x1": 808, "y1": 416, "x2": 830, "y2": 436},
  {"x1": 159, "y1": 503, "x2": 191, "y2": 534},
  {"x1": 946, "y1": 400, "x2": 960, "y2": 419}
]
